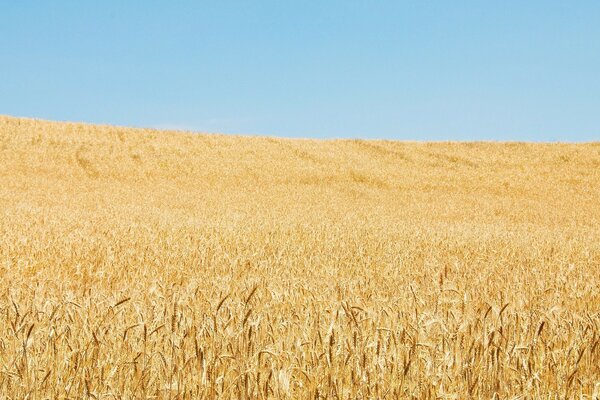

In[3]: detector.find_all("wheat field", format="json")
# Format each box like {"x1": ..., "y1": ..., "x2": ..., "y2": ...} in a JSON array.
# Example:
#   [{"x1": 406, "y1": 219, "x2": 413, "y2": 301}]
[{"x1": 0, "y1": 115, "x2": 599, "y2": 399}]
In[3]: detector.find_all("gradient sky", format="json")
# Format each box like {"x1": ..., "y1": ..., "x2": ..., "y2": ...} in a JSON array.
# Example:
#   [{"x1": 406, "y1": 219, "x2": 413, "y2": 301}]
[{"x1": 1, "y1": 1, "x2": 599, "y2": 141}]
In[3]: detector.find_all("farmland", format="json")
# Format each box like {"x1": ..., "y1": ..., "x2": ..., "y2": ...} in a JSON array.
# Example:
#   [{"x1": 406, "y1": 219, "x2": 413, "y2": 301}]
[{"x1": 1, "y1": 115, "x2": 599, "y2": 398}]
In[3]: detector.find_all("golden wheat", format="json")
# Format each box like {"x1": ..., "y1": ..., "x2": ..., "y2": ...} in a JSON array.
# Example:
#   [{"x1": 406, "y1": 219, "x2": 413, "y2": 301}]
[{"x1": 1, "y1": 115, "x2": 599, "y2": 398}]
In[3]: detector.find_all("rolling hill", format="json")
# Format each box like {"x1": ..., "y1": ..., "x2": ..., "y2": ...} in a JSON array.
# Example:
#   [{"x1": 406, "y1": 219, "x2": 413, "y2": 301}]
[{"x1": 1, "y1": 115, "x2": 599, "y2": 398}]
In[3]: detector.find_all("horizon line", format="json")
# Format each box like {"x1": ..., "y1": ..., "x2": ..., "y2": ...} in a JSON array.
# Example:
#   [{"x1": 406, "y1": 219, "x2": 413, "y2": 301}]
[{"x1": 1, "y1": 113, "x2": 598, "y2": 145}]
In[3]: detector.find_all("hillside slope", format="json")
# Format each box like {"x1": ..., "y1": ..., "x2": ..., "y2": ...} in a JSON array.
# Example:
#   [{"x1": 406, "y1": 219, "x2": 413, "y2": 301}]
[
  {"x1": 1, "y1": 115, "x2": 599, "y2": 398},
  {"x1": 2, "y1": 115, "x2": 599, "y2": 225}
]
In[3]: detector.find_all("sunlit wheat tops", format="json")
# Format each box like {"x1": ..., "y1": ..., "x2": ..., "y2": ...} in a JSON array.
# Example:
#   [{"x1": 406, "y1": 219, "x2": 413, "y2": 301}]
[{"x1": 1, "y1": 115, "x2": 599, "y2": 398}]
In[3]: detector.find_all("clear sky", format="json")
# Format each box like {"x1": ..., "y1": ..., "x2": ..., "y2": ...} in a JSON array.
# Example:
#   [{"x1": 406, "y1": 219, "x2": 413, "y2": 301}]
[{"x1": 1, "y1": 1, "x2": 599, "y2": 141}]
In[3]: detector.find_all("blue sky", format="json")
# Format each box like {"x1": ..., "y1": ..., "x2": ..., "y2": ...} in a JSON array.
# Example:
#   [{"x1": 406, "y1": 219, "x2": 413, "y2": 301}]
[{"x1": 1, "y1": 1, "x2": 599, "y2": 141}]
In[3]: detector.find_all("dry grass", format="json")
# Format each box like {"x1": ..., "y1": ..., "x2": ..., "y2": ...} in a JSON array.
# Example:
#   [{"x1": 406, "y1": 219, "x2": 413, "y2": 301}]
[{"x1": 1, "y1": 115, "x2": 599, "y2": 398}]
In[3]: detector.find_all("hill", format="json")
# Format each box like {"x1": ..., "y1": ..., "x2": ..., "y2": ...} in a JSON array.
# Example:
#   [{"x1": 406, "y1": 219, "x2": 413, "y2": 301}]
[{"x1": 1, "y1": 115, "x2": 599, "y2": 398}]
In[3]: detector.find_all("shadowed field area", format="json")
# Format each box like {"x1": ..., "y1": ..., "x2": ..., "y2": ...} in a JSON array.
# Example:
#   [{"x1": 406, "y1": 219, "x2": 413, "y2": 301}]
[{"x1": 1, "y1": 115, "x2": 599, "y2": 398}]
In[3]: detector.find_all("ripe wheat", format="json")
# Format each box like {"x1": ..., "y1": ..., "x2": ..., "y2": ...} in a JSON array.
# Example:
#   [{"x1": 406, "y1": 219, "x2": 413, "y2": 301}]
[{"x1": 1, "y1": 115, "x2": 599, "y2": 398}]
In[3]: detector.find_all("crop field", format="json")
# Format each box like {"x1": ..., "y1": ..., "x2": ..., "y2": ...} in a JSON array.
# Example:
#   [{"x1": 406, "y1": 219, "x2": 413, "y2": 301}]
[{"x1": 0, "y1": 115, "x2": 599, "y2": 398}]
